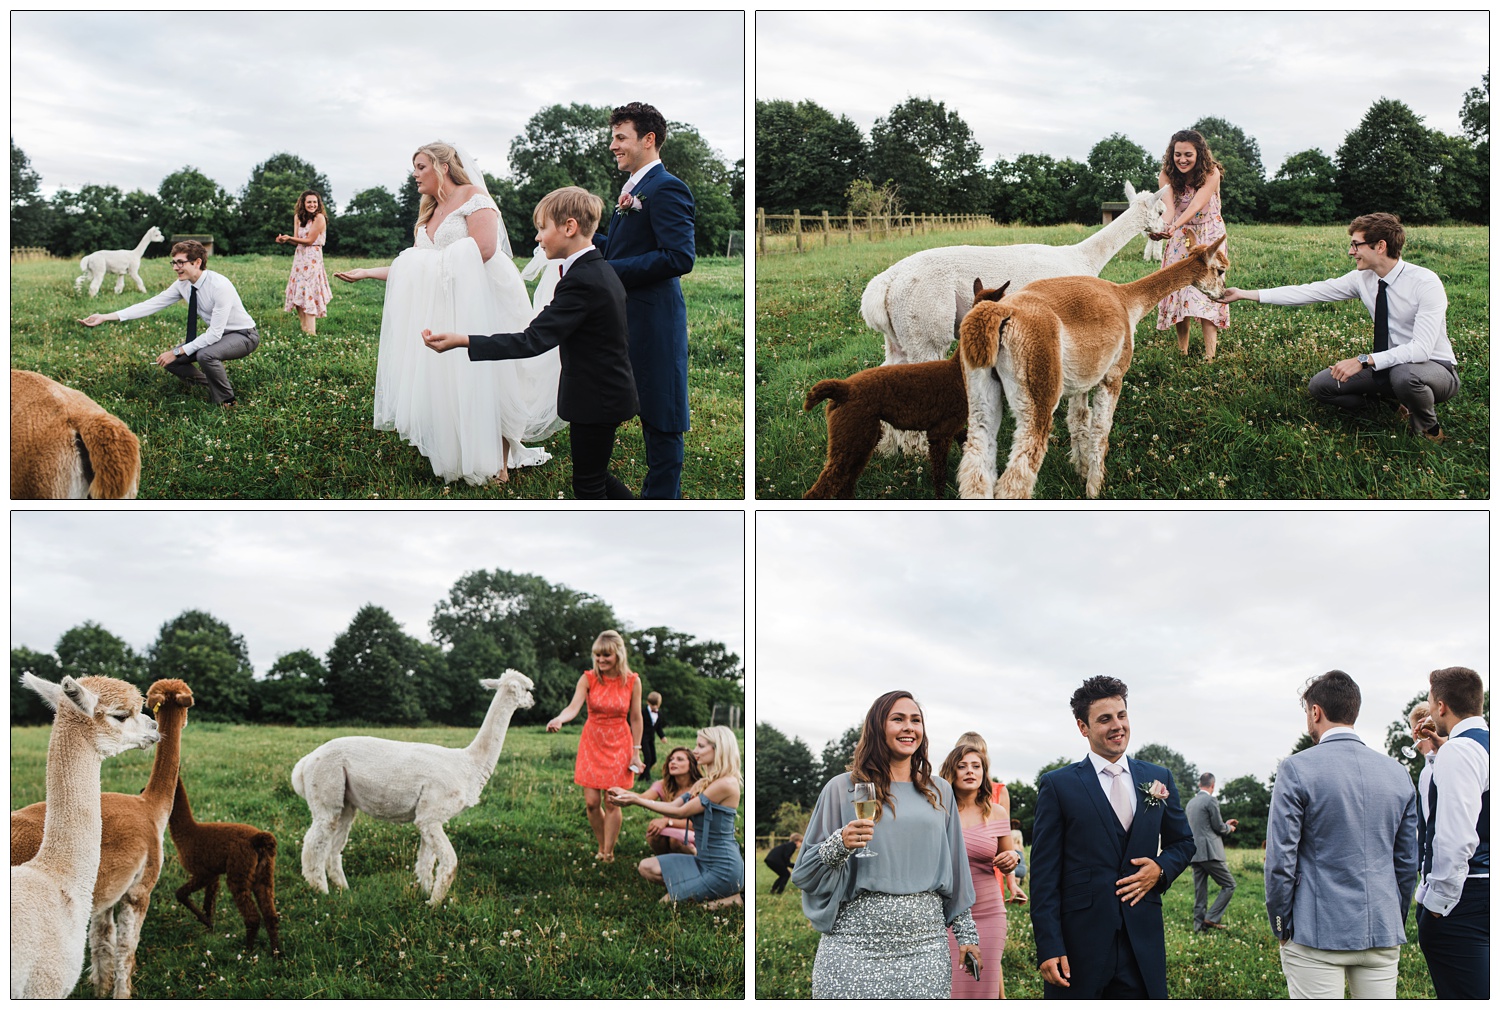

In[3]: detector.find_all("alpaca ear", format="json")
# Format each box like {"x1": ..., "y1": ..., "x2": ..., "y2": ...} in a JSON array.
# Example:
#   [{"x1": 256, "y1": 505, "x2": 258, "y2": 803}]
[
  {"x1": 21, "y1": 672, "x2": 64, "y2": 713},
  {"x1": 1124, "y1": 181, "x2": 1138, "y2": 201},
  {"x1": 58, "y1": 675, "x2": 99, "y2": 718}
]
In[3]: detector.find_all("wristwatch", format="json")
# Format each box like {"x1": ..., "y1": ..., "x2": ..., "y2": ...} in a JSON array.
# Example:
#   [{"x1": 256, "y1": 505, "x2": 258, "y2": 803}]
[{"x1": 1357, "y1": 354, "x2": 1373, "y2": 368}]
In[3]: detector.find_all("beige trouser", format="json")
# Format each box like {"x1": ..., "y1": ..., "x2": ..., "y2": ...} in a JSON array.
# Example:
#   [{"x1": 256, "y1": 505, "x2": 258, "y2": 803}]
[{"x1": 1279, "y1": 940, "x2": 1400, "y2": 999}]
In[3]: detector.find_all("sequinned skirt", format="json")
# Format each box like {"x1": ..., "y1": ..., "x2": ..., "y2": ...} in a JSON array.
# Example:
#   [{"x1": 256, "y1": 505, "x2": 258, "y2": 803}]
[{"x1": 811, "y1": 890, "x2": 951, "y2": 998}]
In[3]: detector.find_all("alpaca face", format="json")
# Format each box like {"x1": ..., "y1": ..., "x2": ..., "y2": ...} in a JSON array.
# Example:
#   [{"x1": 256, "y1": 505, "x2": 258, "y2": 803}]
[
  {"x1": 1183, "y1": 236, "x2": 1229, "y2": 300},
  {"x1": 84, "y1": 678, "x2": 159, "y2": 759}
]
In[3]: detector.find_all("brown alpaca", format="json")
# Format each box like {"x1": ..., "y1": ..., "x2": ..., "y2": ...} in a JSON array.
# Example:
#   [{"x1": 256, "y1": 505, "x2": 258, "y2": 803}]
[
  {"x1": 805, "y1": 281, "x2": 1011, "y2": 498},
  {"x1": 169, "y1": 775, "x2": 281, "y2": 955},
  {"x1": 957, "y1": 234, "x2": 1228, "y2": 499},
  {"x1": 11, "y1": 369, "x2": 140, "y2": 499},
  {"x1": 11, "y1": 678, "x2": 193, "y2": 998}
]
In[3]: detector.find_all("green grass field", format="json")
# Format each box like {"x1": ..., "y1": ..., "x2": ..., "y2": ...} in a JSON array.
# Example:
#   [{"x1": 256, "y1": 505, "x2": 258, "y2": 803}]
[
  {"x1": 12, "y1": 254, "x2": 745, "y2": 499},
  {"x1": 753, "y1": 846, "x2": 1436, "y2": 998},
  {"x1": 10, "y1": 721, "x2": 744, "y2": 999},
  {"x1": 756, "y1": 223, "x2": 1487, "y2": 499}
]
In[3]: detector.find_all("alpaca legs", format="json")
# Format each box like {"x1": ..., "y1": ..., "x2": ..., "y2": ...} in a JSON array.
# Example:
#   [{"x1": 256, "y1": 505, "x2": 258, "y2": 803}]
[
  {"x1": 300, "y1": 817, "x2": 334, "y2": 893},
  {"x1": 109, "y1": 887, "x2": 152, "y2": 998},
  {"x1": 251, "y1": 854, "x2": 281, "y2": 954},
  {"x1": 418, "y1": 821, "x2": 459, "y2": 907},
  {"x1": 128, "y1": 267, "x2": 146, "y2": 294},
  {"x1": 326, "y1": 804, "x2": 356, "y2": 890},
  {"x1": 1082, "y1": 374, "x2": 1124, "y2": 498},
  {"x1": 88, "y1": 909, "x2": 119, "y2": 997},
  {"x1": 956, "y1": 371, "x2": 1003, "y2": 499},
  {"x1": 415, "y1": 835, "x2": 437, "y2": 895},
  {"x1": 1064, "y1": 392, "x2": 1093, "y2": 480},
  {"x1": 806, "y1": 408, "x2": 880, "y2": 499},
  {"x1": 996, "y1": 384, "x2": 1059, "y2": 500},
  {"x1": 176, "y1": 874, "x2": 217, "y2": 927}
]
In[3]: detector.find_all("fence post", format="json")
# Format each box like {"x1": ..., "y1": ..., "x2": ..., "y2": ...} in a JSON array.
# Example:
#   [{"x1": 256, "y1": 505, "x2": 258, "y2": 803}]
[
  {"x1": 821, "y1": 210, "x2": 830, "y2": 247},
  {"x1": 847, "y1": 210, "x2": 854, "y2": 243},
  {"x1": 756, "y1": 208, "x2": 765, "y2": 254},
  {"x1": 792, "y1": 208, "x2": 802, "y2": 253}
]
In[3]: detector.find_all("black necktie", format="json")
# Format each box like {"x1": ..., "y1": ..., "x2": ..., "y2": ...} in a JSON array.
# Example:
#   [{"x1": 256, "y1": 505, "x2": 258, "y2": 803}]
[{"x1": 1373, "y1": 279, "x2": 1389, "y2": 353}]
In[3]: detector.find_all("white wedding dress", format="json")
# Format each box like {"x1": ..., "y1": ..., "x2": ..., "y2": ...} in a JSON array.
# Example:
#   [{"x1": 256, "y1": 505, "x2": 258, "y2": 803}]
[{"x1": 372, "y1": 192, "x2": 565, "y2": 484}]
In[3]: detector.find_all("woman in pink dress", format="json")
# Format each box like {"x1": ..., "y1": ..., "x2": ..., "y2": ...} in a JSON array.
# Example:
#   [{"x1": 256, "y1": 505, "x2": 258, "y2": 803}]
[
  {"x1": 546, "y1": 629, "x2": 643, "y2": 862},
  {"x1": 276, "y1": 190, "x2": 332, "y2": 334},
  {"x1": 641, "y1": 746, "x2": 701, "y2": 854},
  {"x1": 1153, "y1": 129, "x2": 1229, "y2": 361},
  {"x1": 942, "y1": 737, "x2": 1020, "y2": 999}
]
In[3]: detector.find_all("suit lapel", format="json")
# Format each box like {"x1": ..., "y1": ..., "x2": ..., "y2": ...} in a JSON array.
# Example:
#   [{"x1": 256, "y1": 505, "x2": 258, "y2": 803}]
[
  {"x1": 1074, "y1": 758, "x2": 1126, "y2": 858},
  {"x1": 1126, "y1": 760, "x2": 1162, "y2": 848}
]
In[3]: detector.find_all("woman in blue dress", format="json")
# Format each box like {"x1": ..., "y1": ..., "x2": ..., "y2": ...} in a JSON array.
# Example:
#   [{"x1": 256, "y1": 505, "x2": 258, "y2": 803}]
[{"x1": 609, "y1": 725, "x2": 743, "y2": 908}]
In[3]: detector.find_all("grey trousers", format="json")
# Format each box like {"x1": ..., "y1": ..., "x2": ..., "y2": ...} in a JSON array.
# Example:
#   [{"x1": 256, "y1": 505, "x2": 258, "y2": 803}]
[
  {"x1": 166, "y1": 327, "x2": 260, "y2": 404},
  {"x1": 1192, "y1": 858, "x2": 1236, "y2": 928},
  {"x1": 1308, "y1": 359, "x2": 1459, "y2": 433}
]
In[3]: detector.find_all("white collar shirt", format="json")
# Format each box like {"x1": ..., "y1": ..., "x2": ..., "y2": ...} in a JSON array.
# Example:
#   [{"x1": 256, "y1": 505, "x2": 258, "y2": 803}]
[
  {"x1": 623, "y1": 158, "x2": 663, "y2": 196},
  {"x1": 558, "y1": 246, "x2": 593, "y2": 277},
  {"x1": 1257, "y1": 258, "x2": 1455, "y2": 369},
  {"x1": 1317, "y1": 725, "x2": 1363, "y2": 745},
  {"x1": 1087, "y1": 750, "x2": 1137, "y2": 816},
  {"x1": 113, "y1": 269, "x2": 256, "y2": 357},
  {"x1": 1418, "y1": 716, "x2": 1490, "y2": 914}
]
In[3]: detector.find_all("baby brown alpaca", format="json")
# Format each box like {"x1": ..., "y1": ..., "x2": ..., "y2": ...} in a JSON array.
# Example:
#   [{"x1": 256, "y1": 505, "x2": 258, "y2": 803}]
[
  {"x1": 168, "y1": 776, "x2": 281, "y2": 955},
  {"x1": 805, "y1": 281, "x2": 1009, "y2": 498}
]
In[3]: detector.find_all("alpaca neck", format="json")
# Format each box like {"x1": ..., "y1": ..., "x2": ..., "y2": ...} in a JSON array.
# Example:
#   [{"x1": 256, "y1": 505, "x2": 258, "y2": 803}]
[
  {"x1": 1120, "y1": 253, "x2": 1214, "y2": 317},
  {"x1": 30, "y1": 715, "x2": 105, "y2": 883},
  {"x1": 168, "y1": 776, "x2": 196, "y2": 835},
  {"x1": 140, "y1": 703, "x2": 187, "y2": 823},
  {"x1": 1073, "y1": 200, "x2": 1144, "y2": 273},
  {"x1": 464, "y1": 692, "x2": 517, "y2": 779},
  {"x1": 132, "y1": 231, "x2": 154, "y2": 257}
]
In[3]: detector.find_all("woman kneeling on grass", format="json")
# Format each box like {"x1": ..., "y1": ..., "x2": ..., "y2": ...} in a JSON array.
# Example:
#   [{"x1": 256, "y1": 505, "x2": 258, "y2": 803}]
[
  {"x1": 641, "y1": 746, "x2": 701, "y2": 855},
  {"x1": 610, "y1": 726, "x2": 743, "y2": 908}
]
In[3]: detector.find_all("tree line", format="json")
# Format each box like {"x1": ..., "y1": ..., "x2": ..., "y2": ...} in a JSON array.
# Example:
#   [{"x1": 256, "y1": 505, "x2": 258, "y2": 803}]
[
  {"x1": 11, "y1": 568, "x2": 743, "y2": 731},
  {"x1": 11, "y1": 104, "x2": 745, "y2": 262},
  {"x1": 756, "y1": 77, "x2": 1488, "y2": 226},
  {"x1": 756, "y1": 694, "x2": 1487, "y2": 845}
]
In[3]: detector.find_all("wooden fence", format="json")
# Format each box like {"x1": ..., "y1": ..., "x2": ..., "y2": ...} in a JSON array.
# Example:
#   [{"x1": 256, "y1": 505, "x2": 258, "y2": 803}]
[
  {"x1": 757, "y1": 208, "x2": 996, "y2": 254},
  {"x1": 11, "y1": 246, "x2": 56, "y2": 263}
]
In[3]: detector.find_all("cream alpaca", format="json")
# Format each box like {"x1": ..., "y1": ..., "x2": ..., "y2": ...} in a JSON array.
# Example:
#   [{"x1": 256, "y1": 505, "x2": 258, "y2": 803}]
[
  {"x1": 11, "y1": 369, "x2": 141, "y2": 499},
  {"x1": 10, "y1": 675, "x2": 159, "y2": 1000},
  {"x1": 75, "y1": 226, "x2": 165, "y2": 297},
  {"x1": 957, "y1": 234, "x2": 1228, "y2": 499},
  {"x1": 292, "y1": 672, "x2": 534, "y2": 907},
  {"x1": 12, "y1": 679, "x2": 193, "y2": 998}
]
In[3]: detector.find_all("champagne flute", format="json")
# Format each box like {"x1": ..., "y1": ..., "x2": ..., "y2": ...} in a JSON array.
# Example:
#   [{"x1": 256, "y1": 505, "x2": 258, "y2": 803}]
[{"x1": 851, "y1": 781, "x2": 879, "y2": 858}]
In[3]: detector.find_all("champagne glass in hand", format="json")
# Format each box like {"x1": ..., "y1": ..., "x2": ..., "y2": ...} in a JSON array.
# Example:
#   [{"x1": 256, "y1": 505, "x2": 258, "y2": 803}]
[{"x1": 851, "y1": 781, "x2": 879, "y2": 858}]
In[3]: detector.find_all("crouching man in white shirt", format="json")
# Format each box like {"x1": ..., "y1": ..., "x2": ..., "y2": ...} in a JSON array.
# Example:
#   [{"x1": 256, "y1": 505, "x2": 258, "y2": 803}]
[{"x1": 80, "y1": 239, "x2": 259, "y2": 407}]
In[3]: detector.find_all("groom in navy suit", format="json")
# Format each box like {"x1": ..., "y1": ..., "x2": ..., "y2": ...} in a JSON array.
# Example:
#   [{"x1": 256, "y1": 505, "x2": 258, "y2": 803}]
[
  {"x1": 594, "y1": 102, "x2": 695, "y2": 498},
  {"x1": 1030, "y1": 676, "x2": 1195, "y2": 998}
]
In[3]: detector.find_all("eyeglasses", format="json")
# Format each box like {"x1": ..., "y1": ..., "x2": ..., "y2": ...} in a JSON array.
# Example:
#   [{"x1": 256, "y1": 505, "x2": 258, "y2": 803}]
[
  {"x1": 171, "y1": 259, "x2": 191, "y2": 266},
  {"x1": 1348, "y1": 240, "x2": 1374, "y2": 250}
]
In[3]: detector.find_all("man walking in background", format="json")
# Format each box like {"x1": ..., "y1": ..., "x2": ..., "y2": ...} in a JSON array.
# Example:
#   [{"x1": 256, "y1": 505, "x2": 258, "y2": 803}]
[
  {"x1": 1186, "y1": 772, "x2": 1237, "y2": 932},
  {"x1": 1265, "y1": 670, "x2": 1418, "y2": 998}
]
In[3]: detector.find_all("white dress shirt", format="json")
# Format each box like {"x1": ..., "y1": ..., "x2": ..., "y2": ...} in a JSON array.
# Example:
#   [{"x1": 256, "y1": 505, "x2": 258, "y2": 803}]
[
  {"x1": 1087, "y1": 751, "x2": 1138, "y2": 817},
  {"x1": 558, "y1": 245, "x2": 593, "y2": 277},
  {"x1": 114, "y1": 269, "x2": 257, "y2": 357},
  {"x1": 1258, "y1": 258, "x2": 1455, "y2": 369},
  {"x1": 622, "y1": 158, "x2": 663, "y2": 196},
  {"x1": 1417, "y1": 716, "x2": 1490, "y2": 915}
]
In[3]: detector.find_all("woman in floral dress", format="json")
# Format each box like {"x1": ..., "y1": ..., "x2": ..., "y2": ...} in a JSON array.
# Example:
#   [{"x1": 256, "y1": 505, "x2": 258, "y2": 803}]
[
  {"x1": 277, "y1": 190, "x2": 332, "y2": 334},
  {"x1": 1153, "y1": 129, "x2": 1229, "y2": 360}
]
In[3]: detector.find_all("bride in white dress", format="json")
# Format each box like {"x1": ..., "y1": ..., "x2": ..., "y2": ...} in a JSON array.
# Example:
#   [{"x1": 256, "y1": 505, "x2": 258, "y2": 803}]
[{"x1": 337, "y1": 142, "x2": 564, "y2": 484}]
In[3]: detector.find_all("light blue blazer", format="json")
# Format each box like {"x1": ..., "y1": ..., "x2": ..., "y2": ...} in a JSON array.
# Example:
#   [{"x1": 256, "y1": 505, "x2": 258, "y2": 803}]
[{"x1": 1264, "y1": 733, "x2": 1419, "y2": 950}]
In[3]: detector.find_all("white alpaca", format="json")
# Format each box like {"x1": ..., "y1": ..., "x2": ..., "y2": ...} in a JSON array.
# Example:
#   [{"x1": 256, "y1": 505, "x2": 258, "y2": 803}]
[
  {"x1": 10, "y1": 674, "x2": 160, "y2": 1000},
  {"x1": 861, "y1": 183, "x2": 1169, "y2": 455},
  {"x1": 292, "y1": 671, "x2": 534, "y2": 907},
  {"x1": 1143, "y1": 234, "x2": 1164, "y2": 261},
  {"x1": 75, "y1": 226, "x2": 165, "y2": 297}
]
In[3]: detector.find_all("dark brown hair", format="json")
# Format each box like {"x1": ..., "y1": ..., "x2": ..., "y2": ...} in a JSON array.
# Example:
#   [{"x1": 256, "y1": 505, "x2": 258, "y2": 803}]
[
  {"x1": 1161, "y1": 129, "x2": 1221, "y2": 198},
  {"x1": 1071, "y1": 675, "x2": 1129, "y2": 724},
  {"x1": 658, "y1": 746, "x2": 701, "y2": 802},
  {"x1": 1301, "y1": 669, "x2": 1362, "y2": 725},
  {"x1": 1349, "y1": 212, "x2": 1405, "y2": 259},
  {"x1": 294, "y1": 190, "x2": 325, "y2": 228},
  {"x1": 849, "y1": 689, "x2": 939, "y2": 820},
  {"x1": 611, "y1": 102, "x2": 668, "y2": 150},
  {"x1": 1429, "y1": 666, "x2": 1484, "y2": 718},
  {"x1": 940, "y1": 741, "x2": 993, "y2": 819},
  {"x1": 171, "y1": 240, "x2": 208, "y2": 268}
]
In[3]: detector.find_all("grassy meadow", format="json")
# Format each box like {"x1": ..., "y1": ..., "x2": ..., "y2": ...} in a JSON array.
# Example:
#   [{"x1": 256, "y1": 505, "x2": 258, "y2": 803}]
[
  {"x1": 11, "y1": 253, "x2": 745, "y2": 499},
  {"x1": 753, "y1": 846, "x2": 1437, "y2": 998},
  {"x1": 756, "y1": 223, "x2": 1487, "y2": 499},
  {"x1": 10, "y1": 721, "x2": 744, "y2": 999}
]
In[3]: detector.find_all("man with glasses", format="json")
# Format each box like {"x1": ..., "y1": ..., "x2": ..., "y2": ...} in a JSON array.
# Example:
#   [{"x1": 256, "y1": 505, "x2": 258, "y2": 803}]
[
  {"x1": 1219, "y1": 212, "x2": 1458, "y2": 442},
  {"x1": 79, "y1": 239, "x2": 259, "y2": 407}
]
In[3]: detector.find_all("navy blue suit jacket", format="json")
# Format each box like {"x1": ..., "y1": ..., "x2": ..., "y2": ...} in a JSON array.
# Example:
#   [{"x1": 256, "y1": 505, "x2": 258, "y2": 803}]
[
  {"x1": 1030, "y1": 756, "x2": 1195, "y2": 999},
  {"x1": 593, "y1": 163, "x2": 695, "y2": 432}
]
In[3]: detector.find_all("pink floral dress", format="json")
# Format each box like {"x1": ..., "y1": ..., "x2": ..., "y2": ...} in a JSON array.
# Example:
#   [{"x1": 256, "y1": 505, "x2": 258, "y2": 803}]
[
  {"x1": 1155, "y1": 185, "x2": 1228, "y2": 330},
  {"x1": 284, "y1": 218, "x2": 332, "y2": 318}
]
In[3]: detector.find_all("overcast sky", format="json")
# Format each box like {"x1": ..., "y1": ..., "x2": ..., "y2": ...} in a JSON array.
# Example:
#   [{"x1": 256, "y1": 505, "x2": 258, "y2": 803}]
[
  {"x1": 12, "y1": 512, "x2": 745, "y2": 677},
  {"x1": 756, "y1": 12, "x2": 1488, "y2": 178},
  {"x1": 756, "y1": 511, "x2": 1488, "y2": 788},
  {"x1": 11, "y1": 12, "x2": 745, "y2": 206}
]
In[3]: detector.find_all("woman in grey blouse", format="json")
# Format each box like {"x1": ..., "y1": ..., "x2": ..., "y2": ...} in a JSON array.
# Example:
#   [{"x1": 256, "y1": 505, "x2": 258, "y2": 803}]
[{"x1": 791, "y1": 690, "x2": 979, "y2": 997}]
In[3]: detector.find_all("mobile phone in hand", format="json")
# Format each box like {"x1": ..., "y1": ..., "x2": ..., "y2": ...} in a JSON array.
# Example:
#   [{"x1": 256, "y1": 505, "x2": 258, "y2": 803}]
[{"x1": 963, "y1": 950, "x2": 980, "y2": 980}]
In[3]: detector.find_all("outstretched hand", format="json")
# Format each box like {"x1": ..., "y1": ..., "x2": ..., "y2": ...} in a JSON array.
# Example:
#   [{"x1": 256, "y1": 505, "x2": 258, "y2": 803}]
[
  {"x1": 78, "y1": 314, "x2": 108, "y2": 327},
  {"x1": 422, "y1": 329, "x2": 469, "y2": 353},
  {"x1": 334, "y1": 269, "x2": 364, "y2": 283}
]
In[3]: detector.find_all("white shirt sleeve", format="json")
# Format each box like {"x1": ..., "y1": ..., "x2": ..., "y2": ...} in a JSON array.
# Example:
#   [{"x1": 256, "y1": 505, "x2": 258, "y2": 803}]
[
  {"x1": 1257, "y1": 271, "x2": 1364, "y2": 307},
  {"x1": 113, "y1": 282, "x2": 186, "y2": 322},
  {"x1": 1420, "y1": 735, "x2": 1488, "y2": 915}
]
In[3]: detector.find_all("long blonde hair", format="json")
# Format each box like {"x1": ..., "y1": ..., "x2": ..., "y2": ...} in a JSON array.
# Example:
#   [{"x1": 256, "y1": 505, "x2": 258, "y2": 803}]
[
  {"x1": 692, "y1": 726, "x2": 742, "y2": 794},
  {"x1": 591, "y1": 629, "x2": 632, "y2": 678},
  {"x1": 412, "y1": 142, "x2": 474, "y2": 237}
]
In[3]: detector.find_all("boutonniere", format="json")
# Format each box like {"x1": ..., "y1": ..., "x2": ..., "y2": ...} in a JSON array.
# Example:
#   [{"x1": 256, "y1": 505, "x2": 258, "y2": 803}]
[
  {"x1": 618, "y1": 192, "x2": 645, "y2": 214},
  {"x1": 1139, "y1": 780, "x2": 1169, "y2": 807}
]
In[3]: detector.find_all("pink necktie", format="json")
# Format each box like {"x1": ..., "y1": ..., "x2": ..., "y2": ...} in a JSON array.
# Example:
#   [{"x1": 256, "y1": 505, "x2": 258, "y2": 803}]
[{"x1": 1105, "y1": 766, "x2": 1134, "y2": 832}]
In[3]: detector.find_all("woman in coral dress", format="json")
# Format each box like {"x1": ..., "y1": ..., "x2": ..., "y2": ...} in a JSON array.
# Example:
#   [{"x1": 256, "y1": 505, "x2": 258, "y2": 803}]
[
  {"x1": 1153, "y1": 129, "x2": 1229, "y2": 360},
  {"x1": 276, "y1": 190, "x2": 332, "y2": 334},
  {"x1": 941, "y1": 737, "x2": 1021, "y2": 998},
  {"x1": 546, "y1": 629, "x2": 642, "y2": 862}
]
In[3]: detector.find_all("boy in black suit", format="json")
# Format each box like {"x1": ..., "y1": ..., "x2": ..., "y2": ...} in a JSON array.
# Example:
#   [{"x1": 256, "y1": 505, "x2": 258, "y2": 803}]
[{"x1": 423, "y1": 187, "x2": 638, "y2": 499}]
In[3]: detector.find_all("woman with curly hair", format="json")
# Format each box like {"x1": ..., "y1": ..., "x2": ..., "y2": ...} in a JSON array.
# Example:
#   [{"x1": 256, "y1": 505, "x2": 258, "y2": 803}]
[
  {"x1": 640, "y1": 745, "x2": 701, "y2": 855},
  {"x1": 790, "y1": 690, "x2": 977, "y2": 997},
  {"x1": 1153, "y1": 129, "x2": 1230, "y2": 360},
  {"x1": 275, "y1": 190, "x2": 332, "y2": 334}
]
